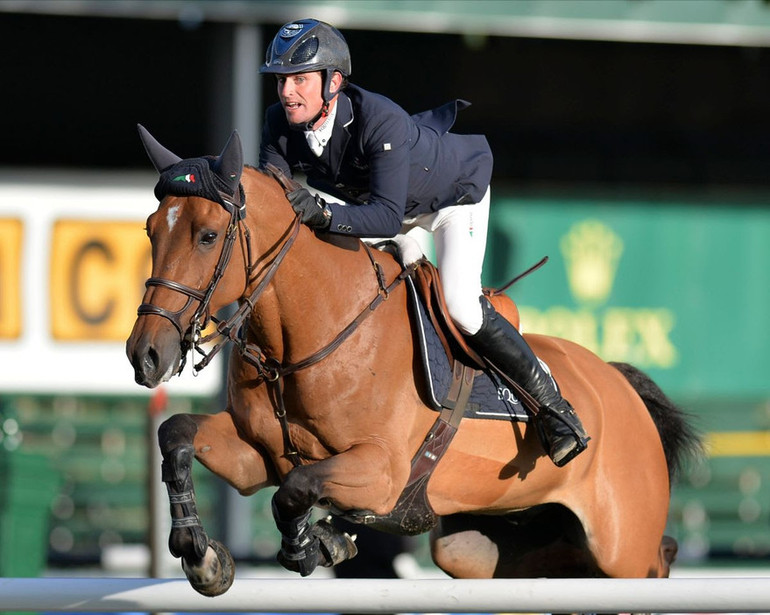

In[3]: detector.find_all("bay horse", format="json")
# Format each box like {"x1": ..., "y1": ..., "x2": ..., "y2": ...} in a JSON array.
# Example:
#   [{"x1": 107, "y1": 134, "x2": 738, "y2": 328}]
[{"x1": 126, "y1": 126, "x2": 700, "y2": 596}]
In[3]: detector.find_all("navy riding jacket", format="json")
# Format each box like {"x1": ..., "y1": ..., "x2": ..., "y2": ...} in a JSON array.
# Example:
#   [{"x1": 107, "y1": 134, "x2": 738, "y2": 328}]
[{"x1": 258, "y1": 83, "x2": 493, "y2": 238}]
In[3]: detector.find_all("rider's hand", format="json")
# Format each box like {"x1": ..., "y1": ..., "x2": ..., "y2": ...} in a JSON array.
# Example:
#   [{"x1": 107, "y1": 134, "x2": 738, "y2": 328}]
[
  {"x1": 390, "y1": 234, "x2": 424, "y2": 267},
  {"x1": 287, "y1": 188, "x2": 332, "y2": 230}
]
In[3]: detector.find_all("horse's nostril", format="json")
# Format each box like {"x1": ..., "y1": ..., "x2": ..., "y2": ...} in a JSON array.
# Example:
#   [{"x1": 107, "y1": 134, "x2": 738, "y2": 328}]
[{"x1": 145, "y1": 346, "x2": 160, "y2": 373}]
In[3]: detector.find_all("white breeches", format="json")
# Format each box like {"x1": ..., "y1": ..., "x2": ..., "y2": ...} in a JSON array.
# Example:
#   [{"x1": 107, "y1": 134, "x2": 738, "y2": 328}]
[{"x1": 401, "y1": 187, "x2": 491, "y2": 335}]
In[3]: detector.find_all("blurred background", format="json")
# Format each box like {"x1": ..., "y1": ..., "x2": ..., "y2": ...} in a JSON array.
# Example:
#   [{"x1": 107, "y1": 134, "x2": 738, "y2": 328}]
[{"x1": 0, "y1": 0, "x2": 769, "y2": 583}]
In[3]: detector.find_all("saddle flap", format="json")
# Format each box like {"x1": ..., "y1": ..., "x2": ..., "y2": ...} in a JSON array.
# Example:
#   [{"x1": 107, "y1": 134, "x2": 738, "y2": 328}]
[
  {"x1": 405, "y1": 271, "x2": 529, "y2": 423},
  {"x1": 411, "y1": 260, "x2": 486, "y2": 369}
]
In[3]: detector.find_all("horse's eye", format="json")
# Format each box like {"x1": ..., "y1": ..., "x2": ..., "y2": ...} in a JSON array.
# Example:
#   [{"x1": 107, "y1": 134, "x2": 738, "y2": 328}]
[{"x1": 200, "y1": 230, "x2": 218, "y2": 245}]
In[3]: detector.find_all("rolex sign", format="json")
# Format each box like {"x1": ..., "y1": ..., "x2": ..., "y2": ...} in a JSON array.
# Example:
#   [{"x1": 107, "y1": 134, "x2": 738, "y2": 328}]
[{"x1": 485, "y1": 197, "x2": 769, "y2": 400}]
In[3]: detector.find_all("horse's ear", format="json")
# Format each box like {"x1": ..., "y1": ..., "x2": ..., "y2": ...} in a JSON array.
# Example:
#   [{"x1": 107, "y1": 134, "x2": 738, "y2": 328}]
[
  {"x1": 213, "y1": 130, "x2": 243, "y2": 193},
  {"x1": 137, "y1": 124, "x2": 182, "y2": 173}
]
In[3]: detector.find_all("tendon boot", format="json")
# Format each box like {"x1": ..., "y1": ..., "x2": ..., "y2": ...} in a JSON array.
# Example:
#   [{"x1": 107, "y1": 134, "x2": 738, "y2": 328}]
[{"x1": 467, "y1": 297, "x2": 589, "y2": 466}]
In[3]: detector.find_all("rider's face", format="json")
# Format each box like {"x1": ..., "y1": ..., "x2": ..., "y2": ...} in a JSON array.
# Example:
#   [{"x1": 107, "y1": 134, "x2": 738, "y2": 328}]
[{"x1": 277, "y1": 71, "x2": 325, "y2": 128}]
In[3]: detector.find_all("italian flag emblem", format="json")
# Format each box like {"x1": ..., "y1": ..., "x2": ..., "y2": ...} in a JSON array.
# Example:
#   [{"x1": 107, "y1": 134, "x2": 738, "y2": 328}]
[{"x1": 172, "y1": 173, "x2": 196, "y2": 183}]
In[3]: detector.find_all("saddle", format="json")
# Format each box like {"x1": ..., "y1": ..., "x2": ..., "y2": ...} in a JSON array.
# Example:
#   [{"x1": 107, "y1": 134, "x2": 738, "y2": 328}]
[
  {"x1": 346, "y1": 260, "x2": 541, "y2": 535},
  {"x1": 410, "y1": 258, "x2": 547, "y2": 415},
  {"x1": 263, "y1": 165, "x2": 539, "y2": 533}
]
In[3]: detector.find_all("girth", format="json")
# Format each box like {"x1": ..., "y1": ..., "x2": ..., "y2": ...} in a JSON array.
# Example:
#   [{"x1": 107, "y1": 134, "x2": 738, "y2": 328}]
[{"x1": 342, "y1": 359, "x2": 476, "y2": 535}]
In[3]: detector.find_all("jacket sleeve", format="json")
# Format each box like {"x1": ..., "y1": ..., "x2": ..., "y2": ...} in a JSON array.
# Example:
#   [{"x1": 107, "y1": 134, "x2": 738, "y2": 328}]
[
  {"x1": 257, "y1": 106, "x2": 293, "y2": 177},
  {"x1": 326, "y1": 111, "x2": 411, "y2": 238}
]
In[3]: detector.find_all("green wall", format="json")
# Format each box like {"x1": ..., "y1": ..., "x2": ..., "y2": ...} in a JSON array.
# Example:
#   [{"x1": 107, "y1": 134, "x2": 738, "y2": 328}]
[{"x1": 485, "y1": 197, "x2": 769, "y2": 399}]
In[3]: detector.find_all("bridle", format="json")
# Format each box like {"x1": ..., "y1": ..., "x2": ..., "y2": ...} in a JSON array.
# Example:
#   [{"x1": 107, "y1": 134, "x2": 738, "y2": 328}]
[
  {"x1": 137, "y1": 179, "x2": 415, "y2": 383},
  {"x1": 137, "y1": 189, "x2": 258, "y2": 375},
  {"x1": 137, "y1": 175, "x2": 416, "y2": 467}
]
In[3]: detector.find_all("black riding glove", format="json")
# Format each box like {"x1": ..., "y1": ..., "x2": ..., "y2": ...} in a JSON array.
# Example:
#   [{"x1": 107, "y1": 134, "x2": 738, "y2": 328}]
[{"x1": 287, "y1": 188, "x2": 332, "y2": 230}]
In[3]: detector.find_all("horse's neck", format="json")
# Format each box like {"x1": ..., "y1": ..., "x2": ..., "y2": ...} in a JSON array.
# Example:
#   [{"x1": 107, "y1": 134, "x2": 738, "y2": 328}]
[
  {"x1": 241, "y1": 172, "x2": 390, "y2": 364},
  {"x1": 250, "y1": 234, "x2": 382, "y2": 365}
]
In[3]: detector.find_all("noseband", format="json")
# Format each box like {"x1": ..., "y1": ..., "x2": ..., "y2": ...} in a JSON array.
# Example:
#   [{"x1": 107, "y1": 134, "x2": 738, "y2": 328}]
[{"x1": 138, "y1": 212, "x2": 240, "y2": 341}]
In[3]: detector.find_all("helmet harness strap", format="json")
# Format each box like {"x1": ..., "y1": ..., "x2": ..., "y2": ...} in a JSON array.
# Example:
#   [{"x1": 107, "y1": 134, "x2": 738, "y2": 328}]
[{"x1": 291, "y1": 72, "x2": 334, "y2": 132}]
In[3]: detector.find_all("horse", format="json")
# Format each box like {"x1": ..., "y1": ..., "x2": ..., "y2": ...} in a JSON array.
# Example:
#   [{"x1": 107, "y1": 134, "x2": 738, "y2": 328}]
[{"x1": 126, "y1": 126, "x2": 701, "y2": 596}]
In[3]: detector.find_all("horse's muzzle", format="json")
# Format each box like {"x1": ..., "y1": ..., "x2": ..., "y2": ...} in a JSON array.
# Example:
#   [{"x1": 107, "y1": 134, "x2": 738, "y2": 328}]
[{"x1": 126, "y1": 326, "x2": 183, "y2": 388}]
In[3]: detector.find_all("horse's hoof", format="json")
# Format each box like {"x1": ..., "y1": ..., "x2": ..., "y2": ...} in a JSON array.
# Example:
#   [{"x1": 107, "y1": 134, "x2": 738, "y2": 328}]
[
  {"x1": 277, "y1": 535, "x2": 321, "y2": 577},
  {"x1": 313, "y1": 517, "x2": 358, "y2": 566},
  {"x1": 182, "y1": 539, "x2": 235, "y2": 597}
]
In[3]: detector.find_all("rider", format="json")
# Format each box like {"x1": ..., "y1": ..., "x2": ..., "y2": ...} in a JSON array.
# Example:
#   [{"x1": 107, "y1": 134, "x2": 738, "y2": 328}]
[{"x1": 257, "y1": 18, "x2": 588, "y2": 467}]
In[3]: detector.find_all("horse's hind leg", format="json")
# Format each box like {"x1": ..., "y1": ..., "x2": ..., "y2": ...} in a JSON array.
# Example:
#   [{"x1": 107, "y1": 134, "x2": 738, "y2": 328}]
[
  {"x1": 158, "y1": 413, "x2": 234, "y2": 596},
  {"x1": 657, "y1": 535, "x2": 678, "y2": 578},
  {"x1": 431, "y1": 508, "x2": 603, "y2": 579}
]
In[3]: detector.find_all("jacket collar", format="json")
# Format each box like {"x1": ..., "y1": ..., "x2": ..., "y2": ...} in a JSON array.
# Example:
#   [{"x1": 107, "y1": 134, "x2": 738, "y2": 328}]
[
  {"x1": 335, "y1": 91, "x2": 354, "y2": 129},
  {"x1": 327, "y1": 91, "x2": 354, "y2": 176}
]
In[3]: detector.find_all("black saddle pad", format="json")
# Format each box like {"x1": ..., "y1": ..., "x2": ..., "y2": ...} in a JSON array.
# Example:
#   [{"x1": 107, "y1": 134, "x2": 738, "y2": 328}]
[{"x1": 406, "y1": 277, "x2": 528, "y2": 422}]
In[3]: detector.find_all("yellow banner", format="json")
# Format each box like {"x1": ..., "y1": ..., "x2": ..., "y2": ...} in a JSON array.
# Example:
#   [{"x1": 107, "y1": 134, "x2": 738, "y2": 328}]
[
  {"x1": 0, "y1": 218, "x2": 23, "y2": 338},
  {"x1": 707, "y1": 431, "x2": 770, "y2": 457},
  {"x1": 50, "y1": 220, "x2": 151, "y2": 341}
]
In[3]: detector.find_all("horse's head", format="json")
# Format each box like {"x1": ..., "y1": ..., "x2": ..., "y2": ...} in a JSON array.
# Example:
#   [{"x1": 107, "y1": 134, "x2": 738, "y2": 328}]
[{"x1": 127, "y1": 125, "x2": 249, "y2": 388}]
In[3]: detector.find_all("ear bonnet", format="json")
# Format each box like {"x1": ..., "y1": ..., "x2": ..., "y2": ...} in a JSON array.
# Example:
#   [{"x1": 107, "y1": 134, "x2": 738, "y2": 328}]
[{"x1": 137, "y1": 124, "x2": 246, "y2": 219}]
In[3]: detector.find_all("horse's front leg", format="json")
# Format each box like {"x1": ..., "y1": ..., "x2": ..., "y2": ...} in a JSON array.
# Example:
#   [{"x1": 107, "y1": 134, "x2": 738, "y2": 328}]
[
  {"x1": 272, "y1": 443, "x2": 400, "y2": 576},
  {"x1": 158, "y1": 411, "x2": 275, "y2": 595},
  {"x1": 158, "y1": 413, "x2": 231, "y2": 596}
]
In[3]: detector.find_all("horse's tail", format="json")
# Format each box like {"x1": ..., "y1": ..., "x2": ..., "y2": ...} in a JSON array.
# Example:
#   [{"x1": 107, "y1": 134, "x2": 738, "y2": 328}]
[{"x1": 610, "y1": 361, "x2": 704, "y2": 483}]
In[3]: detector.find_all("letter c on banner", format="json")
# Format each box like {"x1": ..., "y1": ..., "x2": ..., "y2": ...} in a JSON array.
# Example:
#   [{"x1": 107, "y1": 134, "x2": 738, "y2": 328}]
[{"x1": 69, "y1": 239, "x2": 115, "y2": 325}]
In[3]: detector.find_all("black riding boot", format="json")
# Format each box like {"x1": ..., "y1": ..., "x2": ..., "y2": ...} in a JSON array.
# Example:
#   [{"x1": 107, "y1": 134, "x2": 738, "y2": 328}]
[{"x1": 467, "y1": 297, "x2": 589, "y2": 467}]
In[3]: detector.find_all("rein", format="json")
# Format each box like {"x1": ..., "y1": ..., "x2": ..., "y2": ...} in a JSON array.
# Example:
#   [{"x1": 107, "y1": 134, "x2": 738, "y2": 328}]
[
  {"x1": 139, "y1": 182, "x2": 415, "y2": 467},
  {"x1": 191, "y1": 214, "x2": 303, "y2": 374},
  {"x1": 253, "y1": 247, "x2": 414, "y2": 380},
  {"x1": 239, "y1": 244, "x2": 417, "y2": 468}
]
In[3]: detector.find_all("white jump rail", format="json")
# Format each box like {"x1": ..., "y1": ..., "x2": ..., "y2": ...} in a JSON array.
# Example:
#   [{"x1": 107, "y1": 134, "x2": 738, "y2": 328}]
[{"x1": 2, "y1": 577, "x2": 770, "y2": 613}]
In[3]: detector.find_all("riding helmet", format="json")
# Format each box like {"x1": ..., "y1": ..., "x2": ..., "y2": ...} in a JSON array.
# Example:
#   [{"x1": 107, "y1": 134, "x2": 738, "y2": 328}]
[{"x1": 260, "y1": 18, "x2": 351, "y2": 103}]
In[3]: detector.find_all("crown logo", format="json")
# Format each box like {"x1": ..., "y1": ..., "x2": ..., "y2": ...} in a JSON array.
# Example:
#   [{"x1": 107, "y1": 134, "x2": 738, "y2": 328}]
[{"x1": 560, "y1": 220, "x2": 623, "y2": 305}]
